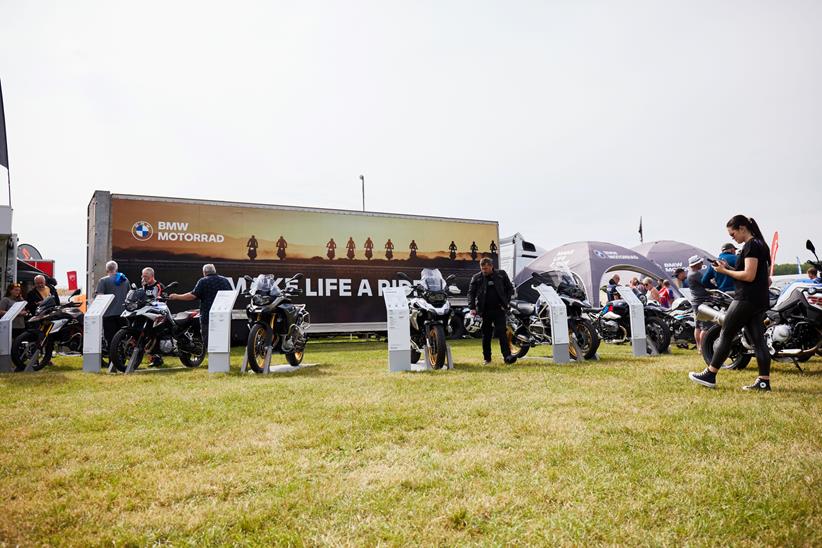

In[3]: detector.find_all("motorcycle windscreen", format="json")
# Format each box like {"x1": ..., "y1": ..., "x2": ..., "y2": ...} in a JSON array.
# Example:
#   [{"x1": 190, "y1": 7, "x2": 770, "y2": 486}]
[{"x1": 420, "y1": 268, "x2": 446, "y2": 291}]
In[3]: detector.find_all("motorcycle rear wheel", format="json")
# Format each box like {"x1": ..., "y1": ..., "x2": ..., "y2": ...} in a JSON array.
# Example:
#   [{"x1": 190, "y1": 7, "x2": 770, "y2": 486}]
[
  {"x1": 426, "y1": 324, "x2": 447, "y2": 369},
  {"x1": 286, "y1": 350, "x2": 304, "y2": 367},
  {"x1": 11, "y1": 331, "x2": 53, "y2": 371},
  {"x1": 246, "y1": 323, "x2": 273, "y2": 373},
  {"x1": 180, "y1": 339, "x2": 205, "y2": 368},
  {"x1": 701, "y1": 324, "x2": 751, "y2": 370},
  {"x1": 506, "y1": 325, "x2": 530, "y2": 359},
  {"x1": 110, "y1": 329, "x2": 145, "y2": 372}
]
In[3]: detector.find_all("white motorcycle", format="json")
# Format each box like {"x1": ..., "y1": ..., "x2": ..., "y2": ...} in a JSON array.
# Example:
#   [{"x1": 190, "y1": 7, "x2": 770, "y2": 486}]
[{"x1": 396, "y1": 268, "x2": 460, "y2": 369}]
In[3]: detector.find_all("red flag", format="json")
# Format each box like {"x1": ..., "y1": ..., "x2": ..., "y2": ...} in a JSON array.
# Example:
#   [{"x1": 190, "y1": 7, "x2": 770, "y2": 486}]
[
  {"x1": 67, "y1": 271, "x2": 78, "y2": 291},
  {"x1": 769, "y1": 231, "x2": 779, "y2": 276}
]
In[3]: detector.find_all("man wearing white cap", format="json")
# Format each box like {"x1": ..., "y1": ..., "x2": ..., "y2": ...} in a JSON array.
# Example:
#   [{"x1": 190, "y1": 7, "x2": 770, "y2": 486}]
[{"x1": 687, "y1": 255, "x2": 710, "y2": 352}]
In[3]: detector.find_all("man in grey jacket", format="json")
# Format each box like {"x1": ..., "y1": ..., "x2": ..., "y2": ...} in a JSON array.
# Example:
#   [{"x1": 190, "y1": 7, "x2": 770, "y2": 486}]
[{"x1": 95, "y1": 260, "x2": 130, "y2": 356}]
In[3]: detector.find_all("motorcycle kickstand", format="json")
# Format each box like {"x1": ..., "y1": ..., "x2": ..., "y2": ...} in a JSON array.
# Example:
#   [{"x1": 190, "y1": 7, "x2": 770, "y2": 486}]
[{"x1": 792, "y1": 357, "x2": 804, "y2": 373}]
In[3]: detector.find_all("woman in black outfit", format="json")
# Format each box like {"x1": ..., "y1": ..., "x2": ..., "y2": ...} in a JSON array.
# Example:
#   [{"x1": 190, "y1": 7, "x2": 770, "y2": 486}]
[{"x1": 689, "y1": 215, "x2": 773, "y2": 391}]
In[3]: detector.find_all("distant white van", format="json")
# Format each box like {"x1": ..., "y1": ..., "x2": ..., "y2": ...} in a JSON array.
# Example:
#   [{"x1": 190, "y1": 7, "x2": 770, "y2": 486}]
[{"x1": 499, "y1": 233, "x2": 546, "y2": 280}]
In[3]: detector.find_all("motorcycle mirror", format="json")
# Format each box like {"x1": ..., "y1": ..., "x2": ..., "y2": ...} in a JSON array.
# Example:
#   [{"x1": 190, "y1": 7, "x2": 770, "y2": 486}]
[
  {"x1": 243, "y1": 274, "x2": 254, "y2": 282},
  {"x1": 445, "y1": 274, "x2": 456, "y2": 283},
  {"x1": 69, "y1": 288, "x2": 81, "y2": 298},
  {"x1": 131, "y1": 283, "x2": 137, "y2": 289},
  {"x1": 396, "y1": 272, "x2": 410, "y2": 281},
  {"x1": 165, "y1": 281, "x2": 179, "y2": 291},
  {"x1": 448, "y1": 285, "x2": 460, "y2": 295},
  {"x1": 290, "y1": 273, "x2": 304, "y2": 281},
  {"x1": 806, "y1": 240, "x2": 815, "y2": 253}
]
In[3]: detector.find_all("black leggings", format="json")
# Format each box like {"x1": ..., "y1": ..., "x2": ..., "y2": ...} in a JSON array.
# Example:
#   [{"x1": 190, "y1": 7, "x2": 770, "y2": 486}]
[{"x1": 710, "y1": 299, "x2": 771, "y2": 377}]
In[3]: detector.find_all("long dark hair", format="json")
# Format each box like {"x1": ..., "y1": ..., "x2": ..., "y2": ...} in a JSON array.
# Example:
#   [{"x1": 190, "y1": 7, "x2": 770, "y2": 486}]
[{"x1": 727, "y1": 214, "x2": 770, "y2": 265}]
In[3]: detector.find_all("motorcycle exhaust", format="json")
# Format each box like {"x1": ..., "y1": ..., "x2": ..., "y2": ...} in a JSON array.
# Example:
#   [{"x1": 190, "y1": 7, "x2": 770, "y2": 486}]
[{"x1": 696, "y1": 304, "x2": 726, "y2": 326}]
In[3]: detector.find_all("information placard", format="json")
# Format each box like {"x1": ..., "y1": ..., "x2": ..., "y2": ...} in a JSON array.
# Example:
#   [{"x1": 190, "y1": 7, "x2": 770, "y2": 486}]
[
  {"x1": 207, "y1": 289, "x2": 238, "y2": 373},
  {"x1": 617, "y1": 286, "x2": 648, "y2": 356},
  {"x1": 383, "y1": 287, "x2": 412, "y2": 371},
  {"x1": 0, "y1": 301, "x2": 28, "y2": 372},
  {"x1": 81, "y1": 294, "x2": 115, "y2": 373},
  {"x1": 535, "y1": 284, "x2": 570, "y2": 364}
]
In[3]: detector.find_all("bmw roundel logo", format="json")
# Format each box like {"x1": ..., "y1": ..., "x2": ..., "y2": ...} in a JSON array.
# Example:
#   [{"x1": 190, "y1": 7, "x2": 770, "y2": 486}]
[{"x1": 131, "y1": 221, "x2": 154, "y2": 241}]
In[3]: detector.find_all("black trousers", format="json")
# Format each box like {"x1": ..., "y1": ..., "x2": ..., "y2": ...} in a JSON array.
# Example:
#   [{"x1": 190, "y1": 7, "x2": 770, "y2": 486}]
[
  {"x1": 481, "y1": 308, "x2": 510, "y2": 360},
  {"x1": 200, "y1": 317, "x2": 209, "y2": 351},
  {"x1": 710, "y1": 299, "x2": 771, "y2": 377},
  {"x1": 102, "y1": 316, "x2": 121, "y2": 357}
]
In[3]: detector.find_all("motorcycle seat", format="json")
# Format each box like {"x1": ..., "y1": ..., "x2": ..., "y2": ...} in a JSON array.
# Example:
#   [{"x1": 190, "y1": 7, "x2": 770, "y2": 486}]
[
  {"x1": 173, "y1": 310, "x2": 200, "y2": 325},
  {"x1": 512, "y1": 301, "x2": 535, "y2": 315}
]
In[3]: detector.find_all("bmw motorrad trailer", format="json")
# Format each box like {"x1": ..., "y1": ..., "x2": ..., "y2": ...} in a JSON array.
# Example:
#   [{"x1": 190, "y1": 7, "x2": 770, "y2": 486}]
[{"x1": 87, "y1": 191, "x2": 499, "y2": 338}]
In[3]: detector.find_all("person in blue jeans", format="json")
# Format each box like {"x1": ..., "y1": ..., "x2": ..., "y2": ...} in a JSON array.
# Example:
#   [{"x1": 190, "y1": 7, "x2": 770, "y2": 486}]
[{"x1": 702, "y1": 242, "x2": 738, "y2": 293}]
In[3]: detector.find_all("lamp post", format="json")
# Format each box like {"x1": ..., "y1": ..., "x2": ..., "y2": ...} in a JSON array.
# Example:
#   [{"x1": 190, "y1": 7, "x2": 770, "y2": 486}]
[{"x1": 360, "y1": 174, "x2": 365, "y2": 211}]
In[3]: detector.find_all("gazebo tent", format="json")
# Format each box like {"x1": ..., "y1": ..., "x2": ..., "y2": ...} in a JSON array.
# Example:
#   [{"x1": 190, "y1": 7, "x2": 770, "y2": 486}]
[
  {"x1": 514, "y1": 241, "x2": 679, "y2": 307},
  {"x1": 632, "y1": 240, "x2": 716, "y2": 275}
]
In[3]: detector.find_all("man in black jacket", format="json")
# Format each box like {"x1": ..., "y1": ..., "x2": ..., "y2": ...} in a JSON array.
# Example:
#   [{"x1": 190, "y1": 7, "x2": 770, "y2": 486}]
[{"x1": 468, "y1": 258, "x2": 516, "y2": 364}]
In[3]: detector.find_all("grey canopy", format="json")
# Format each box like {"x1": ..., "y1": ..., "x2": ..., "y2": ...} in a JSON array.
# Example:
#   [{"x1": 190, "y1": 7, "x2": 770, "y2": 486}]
[
  {"x1": 633, "y1": 240, "x2": 716, "y2": 275},
  {"x1": 514, "y1": 240, "x2": 679, "y2": 307}
]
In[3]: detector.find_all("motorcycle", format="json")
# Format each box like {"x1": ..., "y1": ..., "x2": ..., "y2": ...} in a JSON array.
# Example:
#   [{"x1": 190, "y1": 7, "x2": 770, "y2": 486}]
[
  {"x1": 665, "y1": 297, "x2": 696, "y2": 348},
  {"x1": 109, "y1": 282, "x2": 206, "y2": 372},
  {"x1": 397, "y1": 268, "x2": 459, "y2": 369},
  {"x1": 504, "y1": 271, "x2": 601, "y2": 360},
  {"x1": 586, "y1": 289, "x2": 672, "y2": 354},
  {"x1": 12, "y1": 288, "x2": 83, "y2": 371},
  {"x1": 699, "y1": 239, "x2": 822, "y2": 371},
  {"x1": 243, "y1": 273, "x2": 310, "y2": 372}
]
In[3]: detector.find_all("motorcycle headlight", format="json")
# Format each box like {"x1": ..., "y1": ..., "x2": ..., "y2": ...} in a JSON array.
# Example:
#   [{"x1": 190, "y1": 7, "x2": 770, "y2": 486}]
[
  {"x1": 428, "y1": 292, "x2": 446, "y2": 306},
  {"x1": 252, "y1": 294, "x2": 272, "y2": 306}
]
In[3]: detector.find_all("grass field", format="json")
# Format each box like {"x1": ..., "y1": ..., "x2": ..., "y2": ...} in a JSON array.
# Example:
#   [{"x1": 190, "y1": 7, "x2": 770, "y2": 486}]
[{"x1": 1, "y1": 339, "x2": 821, "y2": 546}]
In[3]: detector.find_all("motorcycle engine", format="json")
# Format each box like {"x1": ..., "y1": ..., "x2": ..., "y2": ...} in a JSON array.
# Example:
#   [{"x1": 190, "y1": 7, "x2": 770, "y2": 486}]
[
  {"x1": 601, "y1": 319, "x2": 619, "y2": 337},
  {"x1": 765, "y1": 324, "x2": 792, "y2": 352},
  {"x1": 159, "y1": 339, "x2": 176, "y2": 355}
]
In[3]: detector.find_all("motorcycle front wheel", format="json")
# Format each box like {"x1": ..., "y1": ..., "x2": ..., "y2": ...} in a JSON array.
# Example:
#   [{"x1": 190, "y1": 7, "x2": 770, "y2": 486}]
[
  {"x1": 246, "y1": 323, "x2": 273, "y2": 373},
  {"x1": 286, "y1": 350, "x2": 304, "y2": 367},
  {"x1": 645, "y1": 317, "x2": 671, "y2": 354},
  {"x1": 701, "y1": 324, "x2": 751, "y2": 370},
  {"x1": 11, "y1": 331, "x2": 52, "y2": 371},
  {"x1": 570, "y1": 318, "x2": 600, "y2": 360},
  {"x1": 110, "y1": 329, "x2": 145, "y2": 372},
  {"x1": 426, "y1": 324, "x2": 447, "y2": 369}
]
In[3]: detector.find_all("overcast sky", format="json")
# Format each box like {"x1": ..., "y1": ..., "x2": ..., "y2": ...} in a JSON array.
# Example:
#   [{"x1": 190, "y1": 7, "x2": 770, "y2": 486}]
[{"x1": 1, "y1": 0, "x2": 820, "y2": 285}]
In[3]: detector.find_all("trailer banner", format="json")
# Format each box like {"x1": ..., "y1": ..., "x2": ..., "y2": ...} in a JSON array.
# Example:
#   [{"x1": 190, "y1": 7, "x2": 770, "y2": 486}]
[{"x1": 110, "y1": 197, "x2": 499, "y2": 327}]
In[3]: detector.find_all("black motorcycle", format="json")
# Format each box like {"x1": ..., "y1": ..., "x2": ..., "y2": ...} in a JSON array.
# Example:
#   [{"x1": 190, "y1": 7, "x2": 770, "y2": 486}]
[
  {"x1": 665, "y1": 297, "x2": 696, "y2": 348},
  {"x1": 586, "y1": 291, "x2": 672, "y2": 354},
  {"x1": 507, "y1": 271, "x2": 601, "y2": 360},
  {"x1": 397, "y1": 268, "x2": 458, "y2": 368},
  {"x1": 244, "y1": 273, "x2": 310, "y2": 372},
  {"x1": 109, "y1": 282, "x2": 205, "y2": 372},
  {"x1": 699, "y1": 239, "x2": 822, "y2": 371},
  {"x1": 12, "y1": 289, "x2": 83, "y2": 371}
]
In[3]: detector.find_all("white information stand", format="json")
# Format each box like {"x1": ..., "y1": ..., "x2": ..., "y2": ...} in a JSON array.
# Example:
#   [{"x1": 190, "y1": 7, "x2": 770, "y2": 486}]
[
  {"x1": 207, "y1": 290, "x2": 238, "y2": 373},
  {"x1": 82, "y1": 294, "x2": 115, "y2": 373},
  {"x1": 535, "y1": 285, "x2": 571, "y2": 364},
  {"x1": 617, "y1": 286, "x2": 650, "y2": 356},
  {"x1": 0, "y1": 301, "x2": 28, "y2": 372},
  {"x1": 383, "y1": 287, "x2": 417, "y2": 372}
]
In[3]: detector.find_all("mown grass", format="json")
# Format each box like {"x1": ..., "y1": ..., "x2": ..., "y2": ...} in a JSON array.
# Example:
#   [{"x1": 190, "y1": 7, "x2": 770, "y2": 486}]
[{"x1": 1, "y1": 339, "x2": 821, "y2": 546}]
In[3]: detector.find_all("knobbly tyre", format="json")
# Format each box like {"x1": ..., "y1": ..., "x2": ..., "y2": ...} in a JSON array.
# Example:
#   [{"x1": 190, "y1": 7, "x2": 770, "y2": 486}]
[
  {"x1": 699, "y1": 239, "x2": 822, "y2": 371},
  {"x1": 585, "y1": 291, "x2": 672, "y2": 354},
  {"x1": 396, "y1": 268, "x2": 460, "y2": 369},
  {"x1": 493, "y1": 270, "x2": 600, "y2": 360},
  {"x1": 11, "y1": 288, "x2": 83, "y2": 371},
  {"x1": 109, "y1": 282, "x2": 205, "y2": 372},
  {"x1": 243, "y1": 273, "x2": 310, "y2": 372}
]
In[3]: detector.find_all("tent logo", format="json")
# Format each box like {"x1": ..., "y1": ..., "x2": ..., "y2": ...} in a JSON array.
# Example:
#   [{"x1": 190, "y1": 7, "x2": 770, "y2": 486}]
[{"x1": 131, "y1": 221, "x2": 154, "y2": 241}]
